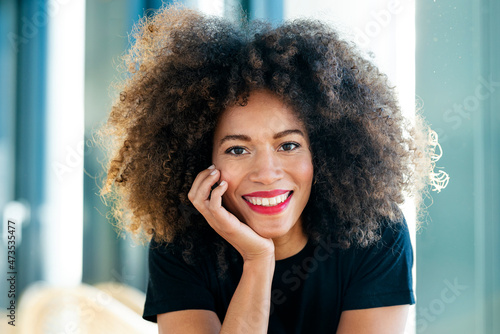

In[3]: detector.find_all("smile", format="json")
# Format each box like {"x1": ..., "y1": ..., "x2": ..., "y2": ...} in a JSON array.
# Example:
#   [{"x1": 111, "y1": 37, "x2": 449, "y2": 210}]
[
  {"x1": 242, "y1": 190, "x2": 293, "y2": 215},
  {"x1": 243, "y1": 191, "x2": 292, "y2": 206}
]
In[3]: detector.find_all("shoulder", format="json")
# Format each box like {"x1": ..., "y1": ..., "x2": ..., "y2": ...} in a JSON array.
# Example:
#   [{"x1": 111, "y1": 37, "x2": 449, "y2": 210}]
[
  {"x1": 377, "y1": 216, "x2": 412, "y2": 251},
  {"x1": 147, "y1": 237, "x2": 212, "y2": 284},
  {"x1": 147, "y1": 236, "x2": 241, "y2": 282},
  {"x1": 144, "y1": 237, "x2": 222, "y2": 321},
  {"x1": 346, "y1": 215, "x2": 412, "y2": 258},
  {"x1": 148, "y1": 236, "x2": 218, "y2": 271},
  {"x1": 340, "y1": 215, "x2": 415, "y2": 310}
]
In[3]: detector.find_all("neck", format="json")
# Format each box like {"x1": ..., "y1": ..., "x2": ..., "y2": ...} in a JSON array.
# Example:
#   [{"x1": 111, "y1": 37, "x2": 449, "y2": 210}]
[{"x1": 273, "y1": 228, "x2": 308, "y2": 260}]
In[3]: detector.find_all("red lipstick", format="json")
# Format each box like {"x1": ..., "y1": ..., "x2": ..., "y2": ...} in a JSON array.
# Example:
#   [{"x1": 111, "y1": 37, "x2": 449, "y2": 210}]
[
  {"x1": 242, "y1": 189, "x2": 290, "y2": 198},
  {"x1": 242, "y1": 190, "x2": 293, "y2": 215}
]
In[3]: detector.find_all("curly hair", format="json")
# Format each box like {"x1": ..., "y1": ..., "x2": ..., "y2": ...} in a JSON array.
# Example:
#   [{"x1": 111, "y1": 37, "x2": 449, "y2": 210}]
[{"x1": 97, "y1": 5, "x2": 440, "y2": 266}]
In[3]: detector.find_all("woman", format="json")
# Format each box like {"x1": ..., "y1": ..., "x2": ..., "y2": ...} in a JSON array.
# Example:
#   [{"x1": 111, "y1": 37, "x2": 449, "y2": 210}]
[{"x1": 99, "y1": 5, "x2": 439, "y2": 333}]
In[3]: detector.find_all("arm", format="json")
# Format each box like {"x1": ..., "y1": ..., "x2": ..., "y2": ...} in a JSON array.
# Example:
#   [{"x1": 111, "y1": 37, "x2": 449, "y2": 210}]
[
  {"x1": 336, "y1": 305, "x2": 410, "y2": 334},
  {"x1": 337, "y1": 305, "x2": 409, "y2": 334},
  {"x1": 338, "y1": 218, "x2": 415, "y2": 334},
  {"x1": 157, "y1": 166, "x2": 275, "y2": 333},
  {"x1": 158, "y1": 310, "x2": 221, "y2": 334},
  {"x1": 157, "y1": 257, "x2": 274, "y2": 334},
  {"x1": 220, "y1": 256, "x2": 274, "y2": 333}
]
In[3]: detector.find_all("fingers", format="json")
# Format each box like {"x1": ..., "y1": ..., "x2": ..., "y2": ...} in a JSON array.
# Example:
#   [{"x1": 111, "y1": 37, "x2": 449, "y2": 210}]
[
  {"x1": 187, "y1": 167, "x2": 274, "y2": 260},
  {"x1": 188, "y1": 167, "x2": 236, "y2": 237},
  {"x1": 188, "y1": 165, "x2": 220, "y2": 207},
  {"x1": 206, "y1": 180, "x2": 237, "y2": 235},
  {"x1": 188, "y1": 166, "x2": 238, "y2": 234},
  {"x1": 188, "y1": 165, "x2": 215, "y2": 197},
  {"x1": 188, "y1": 165, "x2": 229, "y2": 220},
  {"x1": 208, "y1": 180, "x2": 227, "y2": 212}
]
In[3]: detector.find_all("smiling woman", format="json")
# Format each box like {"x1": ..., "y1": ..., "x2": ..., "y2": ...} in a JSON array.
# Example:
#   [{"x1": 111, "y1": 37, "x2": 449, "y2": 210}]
[
  {"x1": 97, "y1": 4, "x2": 438, "y2": 333},
  {"x1": 211, "y1": 90, "x2": 313, "y2": 255}
]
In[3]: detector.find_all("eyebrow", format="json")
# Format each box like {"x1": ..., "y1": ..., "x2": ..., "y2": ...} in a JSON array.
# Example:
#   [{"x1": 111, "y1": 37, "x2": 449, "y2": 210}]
[{"x1": 218, "y1": 129, "x2": 305, "y2": 146}]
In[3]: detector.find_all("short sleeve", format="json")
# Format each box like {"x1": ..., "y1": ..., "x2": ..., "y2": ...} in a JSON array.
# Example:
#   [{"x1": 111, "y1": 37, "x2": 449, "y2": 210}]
[
  {"x1": 341, "y1": 217, "x2": 415, "y2": 310},
  {"x1": 142, "y1": 238, "x2": 216, "y2": 322}
]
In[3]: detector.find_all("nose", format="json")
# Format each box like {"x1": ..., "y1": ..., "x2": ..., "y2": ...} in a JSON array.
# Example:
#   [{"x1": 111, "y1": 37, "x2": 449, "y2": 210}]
[{"x1": 248, "y1": 149, "x2": 283, "y2": 185}]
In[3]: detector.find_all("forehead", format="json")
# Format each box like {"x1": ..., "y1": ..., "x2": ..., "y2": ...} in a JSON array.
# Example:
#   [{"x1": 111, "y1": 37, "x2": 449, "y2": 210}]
[{"x1": 214, "y1": 90, "x2": 305, "y2": 138}]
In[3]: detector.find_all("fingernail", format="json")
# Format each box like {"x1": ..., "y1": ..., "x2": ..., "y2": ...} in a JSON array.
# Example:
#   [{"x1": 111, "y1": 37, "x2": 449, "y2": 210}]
[
  {"x1": 208, "y1": 164, "x2": 215, "y2": 169},
  {"x1": 210, "y1": 169, "x2": 218, "y2": 176},
  {"x1": 219, "y1": 180, "x2": 226, "y2": 186}
]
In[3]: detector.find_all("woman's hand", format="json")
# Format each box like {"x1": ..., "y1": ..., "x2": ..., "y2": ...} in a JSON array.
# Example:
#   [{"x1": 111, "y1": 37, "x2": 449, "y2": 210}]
[{"x1": 188, "y1": 165, "x2": 275, "y2": 262}]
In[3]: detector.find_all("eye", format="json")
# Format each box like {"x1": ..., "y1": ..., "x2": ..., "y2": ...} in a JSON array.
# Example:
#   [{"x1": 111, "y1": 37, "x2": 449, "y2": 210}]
[
  {"x1": 225, "y1": 146, "x2": 248, "y2": 155},
  {"x1": 279, "y1": 142, "x2": 300, "y2": 152}
]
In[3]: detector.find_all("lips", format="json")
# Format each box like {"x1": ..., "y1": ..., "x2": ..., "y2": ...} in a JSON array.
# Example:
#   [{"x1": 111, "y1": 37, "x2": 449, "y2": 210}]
[
  {"x1": 242, "y1": 189, "x2": 290, "y2": 198},
  {"x1": 242, "y1": 190, "x2": 293, "y2": 215}
]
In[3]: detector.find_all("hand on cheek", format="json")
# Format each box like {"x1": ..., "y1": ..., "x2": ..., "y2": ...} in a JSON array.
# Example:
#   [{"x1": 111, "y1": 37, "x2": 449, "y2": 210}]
[{"x1": 188, "y1": 166, "x2": 275, "y2": 261}]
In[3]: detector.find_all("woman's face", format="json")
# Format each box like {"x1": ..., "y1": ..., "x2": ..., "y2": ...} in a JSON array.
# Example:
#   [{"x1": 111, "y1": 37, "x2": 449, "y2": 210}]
[{"x1": 212, "y1": 90, "x2": 314, "y2": 241}]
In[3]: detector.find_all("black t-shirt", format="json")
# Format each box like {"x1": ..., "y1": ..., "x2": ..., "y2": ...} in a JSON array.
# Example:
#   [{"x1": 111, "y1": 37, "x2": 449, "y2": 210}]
[{"x1": 143, "y1": 218, "x2": 415, "y2": 333}]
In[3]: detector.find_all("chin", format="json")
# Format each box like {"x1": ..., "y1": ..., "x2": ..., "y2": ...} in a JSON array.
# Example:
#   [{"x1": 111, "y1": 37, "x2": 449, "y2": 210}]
[{"x1": 247, "y1": 220, "x2": 294, "y2": 239}]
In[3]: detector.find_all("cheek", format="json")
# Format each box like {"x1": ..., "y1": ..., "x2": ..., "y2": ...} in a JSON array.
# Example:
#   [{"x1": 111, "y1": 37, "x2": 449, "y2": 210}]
[
  {"x1": 218, "y1": 168, "x2": 246, "y2": 219},
  {"x1": 217, "y1": 162, "x2": 246, "y2": 186},
  {"x1": 303, "y1": 161, "x2": 314, "y2": 184},
  {"x1": 290, "y1": 157, "x2": 314, "y2": 186},
  {"x1": 218, "y1": 166, "x2": 240, "y2": 200}
]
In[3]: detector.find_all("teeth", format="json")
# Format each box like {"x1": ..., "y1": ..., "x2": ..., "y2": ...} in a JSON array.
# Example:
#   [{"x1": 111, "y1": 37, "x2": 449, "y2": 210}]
[{"x1": 244, "y1": 192, "x2": 291, "y2": 207}]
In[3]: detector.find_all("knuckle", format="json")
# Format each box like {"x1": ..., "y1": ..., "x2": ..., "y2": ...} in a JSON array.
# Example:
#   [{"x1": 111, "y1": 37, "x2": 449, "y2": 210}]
[
  {"x1": 207, "y1": 200, "x2": 218, "y2": 212},
  {"x1": 211, "y1": 186, "x2": 222, "y2": 197},
  {"x1": 190, "y1": 198, "x2": 202, "y2": 209}
]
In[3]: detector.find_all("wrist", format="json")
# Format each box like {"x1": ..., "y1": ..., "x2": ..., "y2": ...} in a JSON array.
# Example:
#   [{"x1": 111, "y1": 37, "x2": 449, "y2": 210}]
[
  {"x1": 243, "y1": 253, "x2": 275, "y2": 273},
  {"x1": 242, "y1": 247, "x2": 275, "y2": 264}
]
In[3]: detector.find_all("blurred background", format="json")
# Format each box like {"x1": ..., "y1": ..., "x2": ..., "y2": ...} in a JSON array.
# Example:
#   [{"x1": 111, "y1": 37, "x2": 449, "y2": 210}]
[{"x1": 0, "y1": 0, "x2": 498, "y2": 333}]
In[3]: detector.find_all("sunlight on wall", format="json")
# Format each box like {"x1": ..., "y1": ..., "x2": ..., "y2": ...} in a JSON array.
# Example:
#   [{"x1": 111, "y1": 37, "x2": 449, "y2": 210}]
[
  {"x1": 197, "y1": 0, "x2": 225, "y2": 16},
  {"x1": 43, "y1": 0, "x2": 86, "y2": 286}
]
